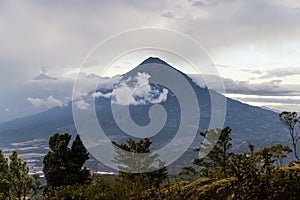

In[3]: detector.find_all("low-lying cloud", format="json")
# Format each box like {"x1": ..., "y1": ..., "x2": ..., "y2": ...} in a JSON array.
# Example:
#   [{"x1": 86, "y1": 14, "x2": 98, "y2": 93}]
[
  {"x1": 74, "y1": 99, "x2": 90, "y2": 110},
  {"x1": 190, "y1": 74, "x2": 300, "y2": 96},
  {"x1": 259, "y1": 67, "x2": 300, "y2": 79},
  {"x1": 94, "y1": 72, "x2": 168, "y2": 105},
  {"x1": 26, "y1": 96, "x2": 68, "y2": 108}
]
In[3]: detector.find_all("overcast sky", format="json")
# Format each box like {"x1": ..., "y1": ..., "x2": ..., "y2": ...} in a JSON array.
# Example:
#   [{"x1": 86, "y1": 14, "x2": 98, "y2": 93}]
[{"x1": 1, "y1": 0, "x2": 300, "y2": 121}]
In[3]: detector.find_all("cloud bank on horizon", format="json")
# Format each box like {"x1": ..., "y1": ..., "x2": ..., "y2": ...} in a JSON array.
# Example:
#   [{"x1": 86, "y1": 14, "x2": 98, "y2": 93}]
[{"x1": 1, "y1": 0, "x2": 300, "y2": 121}]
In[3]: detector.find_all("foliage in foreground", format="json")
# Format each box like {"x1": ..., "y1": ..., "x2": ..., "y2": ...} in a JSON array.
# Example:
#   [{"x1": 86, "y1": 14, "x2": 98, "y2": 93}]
[
  {"x1": 0, "y1": 150, "x2": 41, "y2": 200},
  {"x1": 43, "y1": 133, "x2": 90, "y2": 188},
  {"x1": 112, "y1": 138, "x2": 168, "y2": 198},
  {"x1": 45, "y1": 159, "x2": 300, "y2": 200},
  {"x1": 1, "y1": 110, "x2": 300, "y2": 199},
  {"x1": 42, "y1": 128, "x2": 300, "y2": 200}
]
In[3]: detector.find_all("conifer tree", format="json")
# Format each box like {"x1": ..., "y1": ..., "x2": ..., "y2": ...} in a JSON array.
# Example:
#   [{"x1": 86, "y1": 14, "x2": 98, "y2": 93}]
[
  {"x1": 43, "y1": 133, "x2": 90, "y2": 187},
  {"x1": 112, "y1": 138, "x2": 168, "y2": 188}
]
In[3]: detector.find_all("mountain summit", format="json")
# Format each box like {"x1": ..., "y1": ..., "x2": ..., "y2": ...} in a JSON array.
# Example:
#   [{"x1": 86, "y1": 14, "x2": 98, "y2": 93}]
[
  {"x1": 126, "y1": 57, "x2": 187, "y2": 80},
  {"x1": 34, "y1": 73, "x2": 57, "y2": 80},
  {"x1": 139, "y1": 57, "x2": 172, "y2": 66}
]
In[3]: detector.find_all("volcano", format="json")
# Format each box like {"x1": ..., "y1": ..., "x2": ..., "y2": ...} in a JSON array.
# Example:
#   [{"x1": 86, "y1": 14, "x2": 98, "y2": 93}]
[{"x1": 0, "y1": 57, "x2": 289, "y2": 173}]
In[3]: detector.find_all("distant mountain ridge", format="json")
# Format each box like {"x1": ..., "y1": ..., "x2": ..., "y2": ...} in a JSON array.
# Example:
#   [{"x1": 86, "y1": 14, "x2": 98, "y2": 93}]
[{"x1": 34, "y1": 73, "x2": 57, "y2": 80}]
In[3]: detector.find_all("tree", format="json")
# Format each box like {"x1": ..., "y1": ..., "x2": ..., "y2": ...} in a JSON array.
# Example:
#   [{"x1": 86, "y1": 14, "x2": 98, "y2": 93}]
[
  {"x1": 43, "y1": 133, "x2": 71, "y2": 187},
  {"x1": 0, "y1": 150, "x2": 40, "y2": 200},
  {"x1": 255, "y1": 144, "x2": 292, "y2": 168},
  {"x1": 0, "y1": 150, "x2": 10, "y2": 198},
  {"x1": 279, "y1": 111, "x2": 299, "y2": 160},
  {"x1": 112, "y1": 138, "x2": 168, "y2": 189},
  {"x1": 30, "y1": 174, "x2": 42, "y2": 200},
  {"x1": 43, "y1": 133, "x2": 90, "y2": 188},
  {"x1": 69, "y1": 135, "x2": 90, "y2": 184},
  {"x1": 179, "y1": 166, "x2": 197, "y2": 181},
  {"x1": 230, "y1": 143, "x2": 293, "y2": 199},
  {"x1": 8, "y1": 151, "x2": 32, "y2": 200},
  {"x1": 193, "y1": 127, "x2": 233, "y2": 178},
  {"x1": 230, "y1": 144, "x2": 260, "y2": 199}
]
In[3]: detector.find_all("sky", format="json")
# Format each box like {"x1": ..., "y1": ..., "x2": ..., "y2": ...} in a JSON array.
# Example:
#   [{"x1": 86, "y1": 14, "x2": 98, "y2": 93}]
[{"x1": 1, "y1": 0, "x2": 300, "y2": 121}]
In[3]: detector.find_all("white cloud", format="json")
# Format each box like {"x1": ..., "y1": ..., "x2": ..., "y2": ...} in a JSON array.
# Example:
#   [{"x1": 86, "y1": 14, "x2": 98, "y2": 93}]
[
  {"x1": 72, "y1": 74, "x2": 122, "y2": 99},
  {"x1": 93, "y1": 91, "x2": 113, "y2": 98},
  {"x1": 149, "y1": 88, "x2": 169, "y2": 104},
  {"x1": 113, "y1": 72, "x2": 168, "y2": 105},
  {"x1": 0, "y1": 71, "x2": 121, "y2": 121},
  {"x1": 94, "y1": 72, "x2": 169, "y2": 105},
  {"x1": 98, "y1": 75, "x2": 123, "y2": 90},
  {"x1": 74, "y1": 99, "x2": 89, "y2": 110},
  {"x1": 26, "y1": 96, "x2": 68, "y2": 108}
]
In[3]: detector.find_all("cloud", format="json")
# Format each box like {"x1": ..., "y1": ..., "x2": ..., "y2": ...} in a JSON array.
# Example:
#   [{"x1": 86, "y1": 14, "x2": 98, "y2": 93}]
[
  {"x1": 72, "y1": 74, "x2": 122, "y2": 99},
  {"x1": 227, "y1": 94, "x2": 300, "y2": 113},
  {"x1": 259, "y1": 67, "x2": 300, "y2": 78},
  {"x1": 243, "y1": 98, "x2": 300, "y2": 105},
  {"x1": 93, "y1": 91, "x2": 113, "y2": 99},
  {"x1": 189, "y1": 74, "x2": 300, "y2": 96},
  {"x1": 241, "y1": 69, "x2": 262, "y2": 75},
  {"x1": 40, "y1": 66, "x2": 47, "y2": 74},
  {"x1": 169, "y1": 0, "x2": 300, "y2": 49},
  {"x1": 0, "y1": 72, "x2": 122, "y2": 122},
  {"x1": 24, "y1": 72, "x2": 122, "y2": 111},
  {"x1": 94, "y1": 72, "x2": 169, "y2": 105},
  {"x1": 161, "y1": 11, "x2": 175, "y2": 19},
  {"x1": 1, "y1": 1, "x2": 300, "y2": 83},
  {"x1": 191, "y1": 1, "x2": 205, "y2": 7},
  {"x1": 0, "y1": 0, "x2": 173, "y2": 99},
  {"x1": 191, "y1": 73, "x2": 300, "y2": 112},
  {"x1": 1, "y1": 0, "x2": 300, "y2": 119},
  {"x1": 74, "y1": 99, "x2": 89, "y2": 110},
  {"x1": 98, "y1": 76, "x2": 123, "y2": 90},
  {"x1": 1, "y1": 0, "x2": 300, "y2": 87},
  {"x1": 26, "y1": 96, "x2": 68, "y2": 108}
]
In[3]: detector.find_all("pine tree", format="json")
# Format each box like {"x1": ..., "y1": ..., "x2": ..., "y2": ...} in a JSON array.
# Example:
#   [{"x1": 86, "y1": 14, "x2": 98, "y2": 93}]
[
  {"x1": 193, "y1": 127, "x2": 233, "y2": 178},
  {"x1": 8, "y1": 151, "x2": 32, "y2": 200},
  {"x1": 43, "y1": 133, "x2": 90, "y2": 187},
  {"x1": 0, "y1": 150, "x2": 10, "y2": 198},
  {"x1": 69, "y1": 135, "x2": 90, "y2": 184},
  {"x1": 112, "y1": 138, "x2": 168, "y2": 188}
]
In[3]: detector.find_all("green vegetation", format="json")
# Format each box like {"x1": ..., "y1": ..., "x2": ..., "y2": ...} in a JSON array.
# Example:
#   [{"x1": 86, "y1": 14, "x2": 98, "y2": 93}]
[
  {"x1": 112, "y1": 138, "x2": 168, "y2": 188},
  {"x1": 0, "y1": 111, "x2": 300, "y2": 199},
  {"x1": 193, "y1": 126, "x2": 233, "y2": 179},
  {"x1": 279, "y1": 111, "x2": 300, "y2": 160},
  {"x1": 43, "y1": 133, "x2": 90, "y2": 188},
  {"x1": 0, "y1": 150, "x2": 41, "y2": 200},
  {"x1": 111, "y1": 138, "x2": 168, "y2": 199}
]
